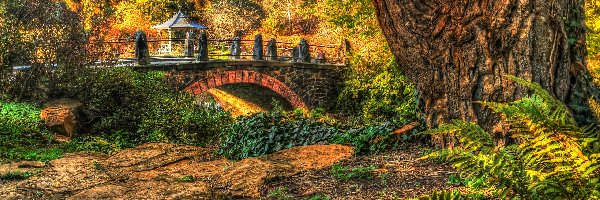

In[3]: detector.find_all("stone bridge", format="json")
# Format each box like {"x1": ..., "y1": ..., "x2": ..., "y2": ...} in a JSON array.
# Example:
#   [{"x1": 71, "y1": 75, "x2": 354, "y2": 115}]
[
  {"x1": 125, "y1": 31, "x2": 349, "y2": 109},
  {"x1": 134, "y1": 60, "x2": 345, "y2": 109}
]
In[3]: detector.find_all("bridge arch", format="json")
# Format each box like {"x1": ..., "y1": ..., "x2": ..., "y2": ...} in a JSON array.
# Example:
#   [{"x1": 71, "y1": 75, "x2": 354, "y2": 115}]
[{"x1": 184, "y1": 70, "x2": 308, "y2": 109}]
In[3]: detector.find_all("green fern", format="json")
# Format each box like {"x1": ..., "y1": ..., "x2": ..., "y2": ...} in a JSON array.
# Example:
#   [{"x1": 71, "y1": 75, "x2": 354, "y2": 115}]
[
  {"x1": 418, "y1": 190, "x2": 483, "y2": 200},
  {"x1": 421, "y1": 120, "x2": 494, "y2": 153},
  {"x1": 421, "y1": 76, "x2": 600, "y2": 199}
]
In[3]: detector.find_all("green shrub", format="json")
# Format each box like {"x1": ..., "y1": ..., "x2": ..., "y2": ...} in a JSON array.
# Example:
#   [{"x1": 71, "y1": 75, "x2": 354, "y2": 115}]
[
  {"x1": 218, "y1": 106, "x2": 412, "y2": 160},
  {"x1": 219, "y1": 110, "x2": 339, "y2": 160},
  {"x1": 61, "y1": 130, "x2": 138, "y2": 154},
  {"x1": 138, "y1": 97, "x2": 232, "y2": 145},
  {"x1": 55, "y1": 68, "x2": 164, "y2": 133},
  {"x1": 337, "y1": 61, "x2": 418, "y2": 126},
  {"x1": 56, "y1": 68, "x2": 232, "y2": 146},
  {"x1": 330, "y1": 122, "x2": 401, "y2": 154},
  {"x1": 330, "y1": 164, "x2": 376, "y2": 181},
  {"x1": 421, "y1": 76, "x2": 600, "y2": 199}
]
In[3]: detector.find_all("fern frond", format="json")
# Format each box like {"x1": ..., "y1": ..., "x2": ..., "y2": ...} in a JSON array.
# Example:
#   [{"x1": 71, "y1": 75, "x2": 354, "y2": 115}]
[
  {"x1": 421, "y1": 120, "x2": 493, "y2": 152},
  {"x1": 506, "y1": 75, "x2": 569, "y2": 114}
]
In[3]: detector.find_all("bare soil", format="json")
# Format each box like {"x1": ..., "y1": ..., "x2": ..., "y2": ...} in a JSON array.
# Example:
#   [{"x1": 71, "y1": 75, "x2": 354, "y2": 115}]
[
  {"x1": 0, "y1": 144, "x2": 460, "y2": 200},
  {"x1": 262, "y1": 145, "x2": 462, "y2": 199}
]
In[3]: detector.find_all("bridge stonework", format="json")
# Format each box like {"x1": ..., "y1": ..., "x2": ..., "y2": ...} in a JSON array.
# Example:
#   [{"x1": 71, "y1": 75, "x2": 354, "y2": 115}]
[{"x1": 135, "y1": 60, "x2": 345, "y2": 109}]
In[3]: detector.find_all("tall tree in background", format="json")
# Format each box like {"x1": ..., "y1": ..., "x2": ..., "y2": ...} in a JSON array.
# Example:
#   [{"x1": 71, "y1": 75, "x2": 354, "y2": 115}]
[
  {"x1": 1, "y1": 0, "x2": 89, "y2": 101},
  {"x1": 205, "y1": 0, "x2": 265, "y2": 38},
  {"x1": 588, "y1": 0, "x2": 600, "y2": 59},
  {"x1": 372, "y1": 0, "x2": 598, "y2": 144}
]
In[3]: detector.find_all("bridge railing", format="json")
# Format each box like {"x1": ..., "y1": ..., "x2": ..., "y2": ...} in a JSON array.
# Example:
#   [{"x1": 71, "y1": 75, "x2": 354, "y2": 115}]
[{"x1": 90, "y1": 31, "x2": 351, "y2": 65}]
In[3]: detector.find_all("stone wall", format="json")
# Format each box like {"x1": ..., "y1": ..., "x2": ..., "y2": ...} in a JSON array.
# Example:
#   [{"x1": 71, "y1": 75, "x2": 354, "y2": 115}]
[{"x1": 149, "y1": 61, "x2": 344, "y2": 109}]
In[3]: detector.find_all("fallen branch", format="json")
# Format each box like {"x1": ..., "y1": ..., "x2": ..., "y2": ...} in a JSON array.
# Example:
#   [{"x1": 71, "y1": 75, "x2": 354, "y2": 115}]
[
  {"x1": 371, "y1": 121, "x2": 421, "y2": 144},
  {"x1": 392, "y1": 121, "x2": 420, "y2": 136}
]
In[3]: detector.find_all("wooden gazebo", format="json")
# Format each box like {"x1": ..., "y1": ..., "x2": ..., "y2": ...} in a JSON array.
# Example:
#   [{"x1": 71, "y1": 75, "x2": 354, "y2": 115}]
[{"x1": 152, "y1": 10, "x2": 208, "y2": 54}]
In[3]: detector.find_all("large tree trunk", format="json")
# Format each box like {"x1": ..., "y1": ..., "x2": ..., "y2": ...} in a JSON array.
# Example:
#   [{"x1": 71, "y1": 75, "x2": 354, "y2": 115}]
[{"x1": 372, "y1": 0, "x2": 597, "y2": 146}]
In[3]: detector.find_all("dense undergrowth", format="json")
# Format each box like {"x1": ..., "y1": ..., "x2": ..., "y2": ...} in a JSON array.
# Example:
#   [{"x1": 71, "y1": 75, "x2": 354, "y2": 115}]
[
  {"x1": 219, "y1": 109, "x2": 339, "y2": 160},
  {"x1": 219, "y1": 107, "x2": 412, "y2": 160},
  {"x1": 0, "y1": 68, "x2": 233, "y2": 163},
  {"x1": 1, "y1": 65, "x2": 414, "y2": 163},
  {"x1": 56, "y1": 68, "x2": 232, "y2": 146}
]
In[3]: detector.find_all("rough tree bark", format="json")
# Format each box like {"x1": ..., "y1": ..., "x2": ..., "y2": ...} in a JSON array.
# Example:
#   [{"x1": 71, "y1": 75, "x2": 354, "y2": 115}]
[{"x1": 372, "y1": 0, "x2": 597, "y2": 145}]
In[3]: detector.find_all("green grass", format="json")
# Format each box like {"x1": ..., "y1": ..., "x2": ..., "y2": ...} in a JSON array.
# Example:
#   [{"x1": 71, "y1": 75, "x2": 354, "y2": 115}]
[
  {"x1": 2, "y1": 147, "x2": 65, "y2": 163},
  {"x1": 176, "y1": 175, "x2": 196, "y2": 182},
  {"x1": 330, "y1": 164, "x2": 376, "y2": 181},
  {"x1": 0, "y1": 170, "x2": 40, "y2": 181},
  {"x1": 307, "y1": 195, "x2": 330, "y2": 200},
  {"x1": 92, "y1": 160, "x2": 104, "y2": 171},
  {"x1": 0, "y1": 100, "x2": 60, "y2": 163},
  {"x1": 0, "y1": 100, "x2": 139, "y2": 163},
  {"x1": 269, "y1": 186, "x2": 290, "y2": 200}
]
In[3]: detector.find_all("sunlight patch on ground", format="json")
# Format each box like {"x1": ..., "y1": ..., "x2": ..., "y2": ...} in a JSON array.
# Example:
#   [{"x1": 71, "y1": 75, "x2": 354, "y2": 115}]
[{"x1": 207, "y1": 88, "x2": 267, "y2": 117}]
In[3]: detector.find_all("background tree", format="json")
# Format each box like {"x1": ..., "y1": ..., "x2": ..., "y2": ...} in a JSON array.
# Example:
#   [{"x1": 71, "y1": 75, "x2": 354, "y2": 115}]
[
  {"x1": 312, "y1": 0, "x2": 418, "y2": 124},
  {"x1": 0, "y1": 0, "x2": 90, "y2": 101},
  {"x1": 588, "y1": 0, "x2": 600, "y2": 59},
  {"x1": 205, "y1": 0, "x2": 265, "y2": 38},
  {"x1": 372, "y1": 0, "x2": 598, "y2": 145}
]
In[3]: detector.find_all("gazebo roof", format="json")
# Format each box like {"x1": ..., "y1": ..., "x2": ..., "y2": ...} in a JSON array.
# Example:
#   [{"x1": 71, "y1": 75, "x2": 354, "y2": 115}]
[{"x1": 152, "y1": 10, "x2": 208, "y2": 30}]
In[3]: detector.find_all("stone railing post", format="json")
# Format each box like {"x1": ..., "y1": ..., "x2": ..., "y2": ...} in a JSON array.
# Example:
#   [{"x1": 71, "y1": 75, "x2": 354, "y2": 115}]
[
  {"x1": 299, "y1": 38, "x2": 311, "y2": 63},
  {"x1": 229, "y1": 36, "x2": 241, "y2": 60},
  {"x1": 197, "y1": 32, "x2": 209, "y2": 61},
  {"x1": 253, "y1": 34, "x2": 263, "y2": 60},
  {"x1": 340, "y1": 39, "x2": 352, "y2": 64},
  {"x1": 316, "y1": 52, "x2": 326, "y2": 64},
  {"x1": 291, "y1": 47, "x2": 299, "y2": 62},
  {"x1": 184, "y1": 32, "x2": 194, "y2": 57},
  {"x1": 135, "y1": 30, "x2": 150, "y2": 65},
  {"x1": 266, "y1": 38, "x2": 277, "y2": 61}
]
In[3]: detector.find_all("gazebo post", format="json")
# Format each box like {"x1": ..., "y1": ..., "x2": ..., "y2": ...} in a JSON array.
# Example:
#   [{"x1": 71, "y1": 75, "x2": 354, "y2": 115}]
[
  {"x1": 168, "y1": 30, "x2": 173, "y2": 55},
  {"x1": 185, "y1": 31, "x2": 194, "y2": 57}
]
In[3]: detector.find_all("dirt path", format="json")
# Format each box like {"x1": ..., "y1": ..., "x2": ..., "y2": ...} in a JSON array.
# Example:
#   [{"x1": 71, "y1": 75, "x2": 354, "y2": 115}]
[
  {"x1": 262, "y1": 146, "x2": 461, "y2": 199},
  {"x1": 0, "y1": 144, "x2": 459, "y2": 199},
  {"x1": 0, "y1": 143, "x2": 354, "y2": 199}
]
